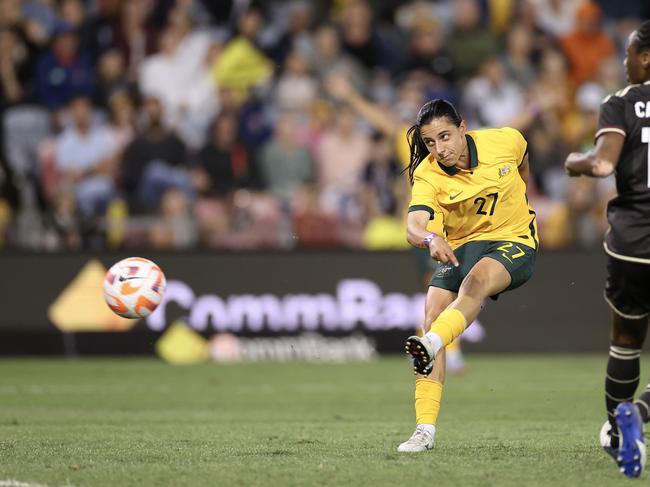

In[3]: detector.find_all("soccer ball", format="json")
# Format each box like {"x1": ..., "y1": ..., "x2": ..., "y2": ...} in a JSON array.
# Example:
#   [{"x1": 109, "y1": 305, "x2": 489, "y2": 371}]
[{"x1": 103, "y1": 257, "x2": 166, "y2": 319}]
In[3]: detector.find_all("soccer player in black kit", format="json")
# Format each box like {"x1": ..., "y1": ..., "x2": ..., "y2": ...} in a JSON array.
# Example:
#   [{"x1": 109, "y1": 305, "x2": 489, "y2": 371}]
[{"x1": 565, "y1": 20, "x2": 650, "y2": 478}]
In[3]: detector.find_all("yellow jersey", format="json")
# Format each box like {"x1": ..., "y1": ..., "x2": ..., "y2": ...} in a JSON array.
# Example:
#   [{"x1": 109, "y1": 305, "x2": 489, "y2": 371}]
[{"x1": 408, "y1": 127, "x2": 538, "y2": 250}]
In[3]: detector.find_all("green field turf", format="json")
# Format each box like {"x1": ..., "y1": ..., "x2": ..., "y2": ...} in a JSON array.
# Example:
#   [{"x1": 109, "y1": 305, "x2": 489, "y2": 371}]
[{"x1": 0, "y1": 355, "x2": 644, "y2": 487}]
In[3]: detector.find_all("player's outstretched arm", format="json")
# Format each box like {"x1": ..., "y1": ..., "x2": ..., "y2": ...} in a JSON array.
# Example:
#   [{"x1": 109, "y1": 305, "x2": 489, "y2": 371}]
[{"x1": 564, "y1": 132, "x2": 624, "y2": 178}]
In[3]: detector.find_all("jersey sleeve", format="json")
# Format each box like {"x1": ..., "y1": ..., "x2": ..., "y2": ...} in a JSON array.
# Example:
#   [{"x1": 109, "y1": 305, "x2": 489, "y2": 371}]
[
  {"x1": 502, "y1": 127, "x2": 528, "y2": 166},
  {"x1": 408, "y1": 172, "x2": 438, "y2": 220},
  {"x1": 595, "y1": 95, "x2": 626, "y2": 140}
]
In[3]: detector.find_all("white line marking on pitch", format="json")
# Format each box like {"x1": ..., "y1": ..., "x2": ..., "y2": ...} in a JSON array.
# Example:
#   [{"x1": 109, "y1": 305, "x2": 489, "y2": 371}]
[{"x1": 0, "y1": 480, "x2": 78, "y2": 487}]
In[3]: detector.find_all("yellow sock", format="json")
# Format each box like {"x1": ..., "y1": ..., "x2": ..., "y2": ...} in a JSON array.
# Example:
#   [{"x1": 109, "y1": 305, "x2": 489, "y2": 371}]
[
  {"x1": 428, "y1": 309, "x2": 467, "y2": 352},
  {"x1": 415, "y1": 378, "x2": 443, "y2": 425},
  {"x1": 446, "y1": 336, "x2": 461, "y2": 353}
]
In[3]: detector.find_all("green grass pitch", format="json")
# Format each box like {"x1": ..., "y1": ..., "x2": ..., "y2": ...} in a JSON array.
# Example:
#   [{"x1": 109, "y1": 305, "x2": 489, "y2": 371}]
[{"x1": 0, "y1": 355, "x2": 643, "y2": 486}]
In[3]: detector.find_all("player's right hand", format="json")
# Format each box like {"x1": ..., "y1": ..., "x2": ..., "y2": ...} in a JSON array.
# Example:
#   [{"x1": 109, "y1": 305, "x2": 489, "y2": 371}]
[{"x1": 428, "y1": 236, "x2": 459, "y2": 267}]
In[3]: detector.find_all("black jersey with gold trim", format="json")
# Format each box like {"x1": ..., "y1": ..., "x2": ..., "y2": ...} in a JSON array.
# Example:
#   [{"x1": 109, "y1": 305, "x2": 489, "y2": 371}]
[{"x1": 597, "y1": 81, "x2": 650, "y2": 261}]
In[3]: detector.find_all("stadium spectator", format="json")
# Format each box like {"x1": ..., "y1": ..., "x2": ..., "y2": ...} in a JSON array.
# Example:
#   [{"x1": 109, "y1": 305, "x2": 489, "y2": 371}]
[
  {"x1": 93, "y1": 49, "x2": 130, "y2": 109},
  {"x1": 83, "y1": 0, "x2": 121, "y2": 60},
  {"x1": 338, "y1": 0, "x2": 395, "y2": 73},
  {"x1": 596, "y1": 0, "x2": 649, "y2": 20},
  {"x1": 170, "y1": 0, "x2": 213, "y2": 29},
  {"x1": 2, "y1": 101, "x2": 51, "y2": 219},
  {"x1": 266, "y1": 0, "x2": 314, "y2": 66},
  {"x1": 400, "y1": 19, "x2": 455, "y2": 85},
  {"x1": 197, "y1": 188, "x2": 283, "y2": 250},
  {"x1": 235, "y1": 90, "x2": 273, "y2": 153},
  {"x1": 315, "y1": 105, "x2": 370, "y2": 224},
  {"x1": 394, "y1": 0, "x2": 454, "y2": 36},
  {"x1": 361, "y1": 213, "x2": 409, "y2": 250},
  {"x1": 309, "y1": 23, "x2": 366, "y2": 94},
  {"x1": 258, "y1": 111, "x2": 313, "y2": 204},
  {"x1": 22, "y1": 0, "x2": 60, "y2": 40},
  {"x1": 120, "y1": 96, "x2": 192, "y2": 213},
  {"x1": 273, "y1": 49, "x2": 318, "y2": 112},
  {"x1": 59, "y1": 0, "x2": 86, "y2": 31},
  {"x1": 292, "y1": 182, "x2": 344, "y2": 248},
  {"x1": 165, "y1": 6, "x2": 218, "y2": 141},
  {"x1": 48, "y1": 180, "x2": 80, "y2": 249},
  {"x1": 0, "y1": 26, "x2": 36, "y2": 116},
  {"x1": 445, "y1": 0, "x2": 498, "y2": 82},
  {"x1": 112, "y1": 0, "x2": 158, "y2": 80},
  {"x1": 35, "y1": 22, "x2": 94, "y2": 110},
  {"x1": 360, "y1": 132, "x2": 403, "y2": 222},
  {"x1": 105, "y1": 90, "x2": 136, "y2": 153},
  {"x1": 54, "y1": 95, "x2": 115, "y2": 217},
  {"x1": 323, "y1": 71, "x2": 426, "y2": 169},
  {"x1": 359, "y1": 132, "x2": 408, "y2": 250},
  {"x1": 149, "y1": 187, "x2": 197, "y2": 249},
  {"x1": 192, "y1": 109, "x2": 263, "y2": 249},
  {"x1": 519, "y1": 46, "x2": 575, "y2": 237},
  {"x1": 559, "y1": 1, "x2": 616, "y2": 87},
  {"x1": 595, "y1": 55, "x2": 625, "y2": 94},
  {"x1": 138, "y1": 16, "x2": 218, "y2": 150},
  {"x1": 211, "y1": 7, "x2": 273, "y2": 105},
  {"x1": 501, "y1": 24, "x2": 537, "y2": 88},
  {"x1": 462, "y1": 56, "x2": 525, "y2": 129},
  {"x1": 192, "y1": 110, "x2": 260, "y2": 198},
  {"x1": 59, "y1": 0, "x2": 94, "y2": 56},
  {"x1": 530, "y1": 0, "x2": 580, "y2": 38}
]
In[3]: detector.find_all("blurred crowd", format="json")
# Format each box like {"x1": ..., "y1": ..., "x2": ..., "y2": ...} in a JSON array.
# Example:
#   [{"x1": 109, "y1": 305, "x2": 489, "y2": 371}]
[{"x1": 0, "y1": 0, "x2": 648, "y2": 251}]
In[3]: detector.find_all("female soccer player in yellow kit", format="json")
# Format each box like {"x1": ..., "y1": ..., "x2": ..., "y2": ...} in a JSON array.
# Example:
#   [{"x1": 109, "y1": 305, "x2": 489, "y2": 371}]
[{"x1": 397, "y1": 99, "x2": 538, "y2": 452}]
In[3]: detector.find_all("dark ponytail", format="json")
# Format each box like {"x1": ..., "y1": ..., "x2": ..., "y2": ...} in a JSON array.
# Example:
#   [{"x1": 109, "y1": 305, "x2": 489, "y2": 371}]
[{"x1": 405, "y1": 99, "x2": 462, "y2": 184}]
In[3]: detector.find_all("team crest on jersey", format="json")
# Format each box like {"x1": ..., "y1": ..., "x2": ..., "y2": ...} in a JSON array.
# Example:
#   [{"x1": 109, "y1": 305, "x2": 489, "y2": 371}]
[
  {"x1": 435, "y1": 264, "x2": 453, "y2": 278},
  {"x1": 498, "y1": 165, "x2": 511, "y2": 178}
]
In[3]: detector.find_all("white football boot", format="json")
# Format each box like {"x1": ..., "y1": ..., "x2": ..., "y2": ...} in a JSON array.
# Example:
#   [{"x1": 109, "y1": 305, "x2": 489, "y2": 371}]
[
  {"x1": 404, "y1": 335, "x2": 437, "y2": 375},
  {"x1": 397, "y1": 425, "x2": 435, "y2": 452}
]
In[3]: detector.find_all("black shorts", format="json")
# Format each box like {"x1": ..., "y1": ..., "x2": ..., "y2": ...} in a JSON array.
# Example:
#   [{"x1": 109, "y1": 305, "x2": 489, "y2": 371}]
[
  {"x1": 605, "y1": 256, "x2": 650, "y2": 319},
  {"x1": 428, "y1": 240, "x2": 536, "y2": 299}
]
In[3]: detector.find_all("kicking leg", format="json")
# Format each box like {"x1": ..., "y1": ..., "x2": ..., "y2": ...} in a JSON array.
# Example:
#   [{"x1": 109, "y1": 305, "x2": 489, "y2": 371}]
[
  {"x1": 413, "y1": 257, "x2": 511, "y2": 373},
  {"x1": 406, "y1": 286, "x2": 455, "y2": 377}
]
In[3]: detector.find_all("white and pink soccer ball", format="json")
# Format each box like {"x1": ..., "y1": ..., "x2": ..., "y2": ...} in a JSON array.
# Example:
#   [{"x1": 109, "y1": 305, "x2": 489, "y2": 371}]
[{"x1": 103, "y1": 257, "x2": 166, "y2": 319}]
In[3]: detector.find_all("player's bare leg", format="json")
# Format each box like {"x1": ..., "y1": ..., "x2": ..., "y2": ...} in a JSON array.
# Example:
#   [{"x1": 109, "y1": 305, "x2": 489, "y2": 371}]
[{"x1": 410, "y1": 258, "x2": 510, "y2": 374}]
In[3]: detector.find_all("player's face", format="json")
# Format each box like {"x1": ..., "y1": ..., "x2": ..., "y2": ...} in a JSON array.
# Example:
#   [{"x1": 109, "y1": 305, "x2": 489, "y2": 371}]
[
  {"x1": 624, "y1": 31, "x2": 650, "y2": 84},
  {"x1": 419, "y1": 117, "x2": 466, "y2": 167}
]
